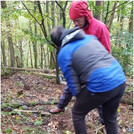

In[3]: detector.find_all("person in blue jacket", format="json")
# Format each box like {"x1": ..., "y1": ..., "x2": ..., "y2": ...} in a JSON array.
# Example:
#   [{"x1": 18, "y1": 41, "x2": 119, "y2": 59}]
[{"x1": 50, "y1": 26, "x2": 126, "y2": 134}]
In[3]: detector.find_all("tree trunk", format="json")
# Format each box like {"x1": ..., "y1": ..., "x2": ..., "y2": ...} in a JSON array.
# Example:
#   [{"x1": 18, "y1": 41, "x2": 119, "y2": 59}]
[
  {"x1": 19, "y1": 40, "x2": 24, "y2": 67},
  {"x1": 46, "y1": 1, "x2": 51, "y2": 32},
  {"x1": 104, "y1": 1, "x2": 110, "y2": 25},
  {"x1": 40, "y1": 43, "x2": 44, "y2": 68},
  {"x1": 2, "y1": 1, "x2": 15, "y2": 67},
  {"x1": 108, "y1": 2, "x2": 117, "y2": 30},
  {"x1": 102, "y1": 1, "x2": 105, "y2": 22},
  {"x1": 49, "y1": 1, "x2": 56, "y2": 69},
  {"x1": 51, "y1": 1, "x2": 56, "y2": 28},
  {"x1": 33, "y1": 1, "x2": 38, "y2": 68},
  {"x1": 8, "y1": 36, "x2": 15, "y2": 67},
  {"x1": 56, "y1": 1, "x2": 68, "y2": 27},
  {"x1": 29, "y1": 43, "x2": 33, "y2": 68},
  {"x1": 1, "y1": 41, "x2": 7, "y2": 66},
  {"x1": 94, "y1": 1, "x2": 103, "y2": 20},
  {"x1": 120, "y1": 5, "x2": 124, "y2": 32},
  {"x1": 128, "y1": 5, "x2": 133, "y2": 34}
]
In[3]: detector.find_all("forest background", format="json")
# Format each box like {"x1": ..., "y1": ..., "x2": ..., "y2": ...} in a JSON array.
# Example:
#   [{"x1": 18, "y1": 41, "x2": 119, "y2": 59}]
[
  {"x1": 1, "y1": 1, "x2": 133, "y2": 77},
  {"x1": 1, "y1": 1, "x2": 133, "y2": 134}
]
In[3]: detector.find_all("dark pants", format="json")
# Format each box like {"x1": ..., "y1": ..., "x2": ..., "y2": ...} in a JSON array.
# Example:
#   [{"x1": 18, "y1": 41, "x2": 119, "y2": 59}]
[
  {"x1": 58, "y1": 86, "x2": 104, "y2": 124},
  {"x1": 72, "y1": 82, "x2": 126, "y2": 134}
]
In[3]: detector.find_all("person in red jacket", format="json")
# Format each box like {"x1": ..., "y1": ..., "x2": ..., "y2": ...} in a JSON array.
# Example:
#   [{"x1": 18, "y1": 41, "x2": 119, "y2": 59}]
[
  {"x1": 69, "y1": 1, "x2": 111, "y2": 53},
  {"x1": 49, "y1": 1, "x2": 111, "y2": 125}
]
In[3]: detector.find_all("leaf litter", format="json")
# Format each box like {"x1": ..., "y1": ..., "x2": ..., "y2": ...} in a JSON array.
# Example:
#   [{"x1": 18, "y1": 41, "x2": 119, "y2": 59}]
[{"x1": 1, "y1": 72, "x2": 133, "y2": 134}]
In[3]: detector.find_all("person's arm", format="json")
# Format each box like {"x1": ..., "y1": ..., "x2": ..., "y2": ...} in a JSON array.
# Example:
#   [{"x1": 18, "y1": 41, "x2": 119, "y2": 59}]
[
  {"x1": 64, "y1": 67, "x2": 81, "y2": 97},
  {"x1": 58, "y1": 61, "x2": 81, "y2": 97},
  {"x1": 57, "y1": 85, "x2": 73, "y2": 109}
]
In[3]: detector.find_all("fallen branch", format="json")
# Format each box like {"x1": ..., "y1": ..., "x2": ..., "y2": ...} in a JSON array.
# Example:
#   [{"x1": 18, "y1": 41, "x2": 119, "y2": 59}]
[
  {"x1": 2, "y1": 100, "x2": 59, "y2": 111},
  {"x1": 12, "y1": 109, "x2": 51, "y2": 116},
  {"x1": 96, "y1": 125, "x2": 105, "y2": 134},
  {"x1": 3, "y1": 66, "x2": 55, "y2": 73},
  {"x1": 87, "y1": 122, "x2": 104, "y2": 134},
  {"x1": 32, "y1": 72, "x2": 56, "y2": 78}
]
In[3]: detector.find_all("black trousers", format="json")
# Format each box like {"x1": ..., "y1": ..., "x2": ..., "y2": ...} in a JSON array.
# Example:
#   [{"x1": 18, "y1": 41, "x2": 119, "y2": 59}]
[
  {"x1": 58, "y1": 86, "x2": 104, "y2": 125},
  {"x1": 72, "y1": 82, "x2": 126, "y2": 134}
]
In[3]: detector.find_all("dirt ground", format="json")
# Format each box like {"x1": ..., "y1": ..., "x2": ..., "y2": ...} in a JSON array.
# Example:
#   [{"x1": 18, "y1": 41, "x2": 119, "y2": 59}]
[{"x1": 1, "y1": 72, "x2": 133, "y2": 134}]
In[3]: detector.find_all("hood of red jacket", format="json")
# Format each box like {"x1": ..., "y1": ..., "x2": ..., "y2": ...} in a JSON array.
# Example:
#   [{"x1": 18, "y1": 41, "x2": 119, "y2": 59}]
[{"x1": 69, "y1": 1, "x2": 93, "y2": 24}]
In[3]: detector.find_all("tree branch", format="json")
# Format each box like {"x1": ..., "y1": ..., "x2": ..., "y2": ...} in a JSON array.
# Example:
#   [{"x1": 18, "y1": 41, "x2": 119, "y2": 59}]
[
  {"x1": 21, "y1": 1, "x2": 41, "y2": 26},
  {"x1": 55, "y1": 1, "x2": 66, "y2": 27},
  {"x1": 63, "y1": 1, "x2": 68, "y2": 10},
  {"x1": 36, "y1": 1, "x2": 50, "y2": 42}
]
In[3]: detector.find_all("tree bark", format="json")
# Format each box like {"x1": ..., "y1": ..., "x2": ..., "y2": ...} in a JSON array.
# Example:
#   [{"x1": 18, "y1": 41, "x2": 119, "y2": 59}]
[
  {"x1": 128, "y1": 4, "x2": 133, "y2": 34},
  {"x1": 2, "y1": 1, "x2": 15, "y2": 67},
  {"x1": 29, "y1": 42, "x2": 33, "y2": 68},
  {"x1": 1, "y1": 41, "x2": 7, "y2": 66},
  {"x1": 8, "y1": 36, "x2": 15, "y2": 67},
  {"x1": 46, "y1": 1, "x2": 51, "y2": 32},
  {"x1": 33, "y1": 1, "x2": 38, "y2": 68},
  {"x1": 108, "y1": 2, "x2": 117, "y2": 30},
  {"x1": 94, "y1": 1, "x2": 103, "y2": 21},
  {"x1": 104, "y1": 1, "x2": 110, "y2": 25},
  {"x1": 19, "y1": 40, "x2": 24, "y2": 67},
  {"x1": 40, "y1": 43, "x2": 44, "y2": 68}
]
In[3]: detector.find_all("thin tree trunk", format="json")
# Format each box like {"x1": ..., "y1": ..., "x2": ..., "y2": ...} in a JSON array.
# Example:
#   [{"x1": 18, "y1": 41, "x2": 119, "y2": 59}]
[
  {"x1": 94, "y1": 1, "x2": 102, "y2": 20},
  {"x1": 102, "y1": 2, "x2": 105, "y2": 22},
  {"x1": 26, "y1": 51, "x2": 28, "y2": 67},
  {"x1": 51, "y1": 1, "x2": 55, "y2": 28},
  {"x1": 46, "y1": 1, "x2": 51, "y2": 32},
  {"x1": 46, "y1": 45, "x2": 50, "y2": 68},
  {"x1": 1, "y1": 41, "x2": 7, "y2": 66},
  {"x1": 19, "y1": 40, "x2": 23, "y2": 67},
  {"x1": 128, "y1": 5, "x2": 133, "y2": 34},
  {"x1": 40, "y1": 43, "x2": 44, "y2": 68},
  {"x1": 29, "y1": 43, "x2": 33, "y2": 68},
  {"x1": 120, "y1": 6, "x2": 124, "y2": 32},
  {"x1": 8, "y1": 36, "x2": 15, "y2": 67},
  {"x1": 104, "y1": 1, "x2": 110, "y2": 25},
  {"x1": 33, "y1": 1, "x2": 38, "y2": 68},
  {"x1": 56, "y1": 1, "x2": 68, "y2": 27},
  {"x1": 49, "y1": 1, "x2": 56, "y2": 69},
  {"x1": 108, "y1": 2, "x2": 117, "y2": 30}
]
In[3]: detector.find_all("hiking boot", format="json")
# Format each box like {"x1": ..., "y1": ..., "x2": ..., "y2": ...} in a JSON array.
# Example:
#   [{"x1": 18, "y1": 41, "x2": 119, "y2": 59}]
[{"x1": 49, "y1": 107, "x2": 65, "y2": 114}]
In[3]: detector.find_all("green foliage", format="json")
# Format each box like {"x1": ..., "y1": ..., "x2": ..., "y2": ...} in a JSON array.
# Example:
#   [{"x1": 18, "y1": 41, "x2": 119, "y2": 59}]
[
  {"x1": 1, "y1": 1, "x2": 133, "y2": 73},
  {"x1": 45, "y1": 76, "x2": 53, "y2": 79},
  {"x1": 111, "y1": 30, "x2": 133, "y2": 77},
  {"x1": 126, "y1": 81, "x2": 133, "y2": 92},
  {"x1": 2, "y1": 111, "x2": 10, "y2": 116},
  {"x1": 29, "y1": 101, "x2": 36, "y2": 106},
  {"x1": 22, "y1": 29, "x2": 46, "y2": 43},
  {"x1": 50, "y1": 101, "x2": 54, "y2": 105},
  {"x1": 15, "y1": 82, "x2": 21, "y2": 86},
  {"x1": 4, "y1": 128, "x2": 12, "y2": 133},
  {"x1": 2, "y1": 102, "x2": 19, "y2": 109},
  {"x1": 1, "y1": 69, "x2": 12, "y2": 77},
  {"x1": 34, "y1": 117, "x2": 43, "y2": 125}
]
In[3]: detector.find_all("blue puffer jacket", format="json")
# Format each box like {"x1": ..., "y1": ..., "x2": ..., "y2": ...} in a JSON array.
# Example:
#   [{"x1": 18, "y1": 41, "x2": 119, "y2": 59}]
[{"x1": 57, "y1": 29, "x2": 126, "y2": 97}]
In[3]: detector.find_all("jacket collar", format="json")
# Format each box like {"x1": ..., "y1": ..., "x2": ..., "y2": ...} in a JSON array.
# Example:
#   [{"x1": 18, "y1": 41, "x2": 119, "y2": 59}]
[{"x1": 61, "y1": 27, "x2": 86, "y2": 47}]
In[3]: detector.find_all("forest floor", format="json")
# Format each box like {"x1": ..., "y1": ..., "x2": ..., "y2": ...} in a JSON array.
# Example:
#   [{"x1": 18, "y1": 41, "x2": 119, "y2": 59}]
[{"x1": 1, "y1": 72, "x2": 133, "y2": 134}]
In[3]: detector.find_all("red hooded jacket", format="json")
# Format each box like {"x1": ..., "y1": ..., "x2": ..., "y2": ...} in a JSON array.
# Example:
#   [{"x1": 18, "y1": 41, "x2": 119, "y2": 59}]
[{"x1": 69, "y1": 1, "x2": 111, "y2": 53}]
